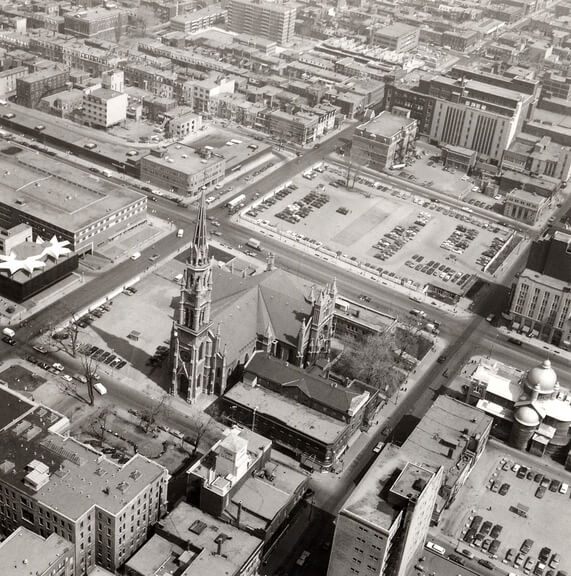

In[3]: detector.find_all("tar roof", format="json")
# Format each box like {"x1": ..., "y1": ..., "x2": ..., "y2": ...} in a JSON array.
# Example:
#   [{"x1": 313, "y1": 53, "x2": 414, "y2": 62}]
[
  {"x1": 0, "y1": 385, "x2": 35, "y2": 431},
  {"x1": 224, "y1": 381, "x2": 347, "y2": 444},
  {"x1": 359, "y1": 111, "x2": 416, "y2": 137},
  {"x1": 0, "y1": 149, "x2": 144, "y2": 232},
  {"x1": 141, "y1": 144, "x2": 223, "y2": 173}
]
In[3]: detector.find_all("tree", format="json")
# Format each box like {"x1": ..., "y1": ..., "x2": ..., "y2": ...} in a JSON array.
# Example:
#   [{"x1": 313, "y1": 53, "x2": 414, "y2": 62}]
[
  {"x1": 139, "y1": 393, "x2": 171, "y2": 433},
  {"x1": 333, "y1": 331, "x2": 403, "y2": 396},
  {"x1": 79, "y1": 352, "x2": 101, "y2": 406},
  {"x1": 133, "y1": 6, "x2": 159, "y2": 37},
  {"x1": 90, "y1": 408, "x2": 111, "y2": 443}
]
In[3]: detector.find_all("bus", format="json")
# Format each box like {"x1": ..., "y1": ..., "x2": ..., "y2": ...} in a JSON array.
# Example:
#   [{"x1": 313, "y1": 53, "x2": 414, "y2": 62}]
[
  {"x1": 425, "y1": 541, "x2": 446, "y2": 555},
  {"x1": 226, "y1": 193, "x2": 246, "y2": 210}
]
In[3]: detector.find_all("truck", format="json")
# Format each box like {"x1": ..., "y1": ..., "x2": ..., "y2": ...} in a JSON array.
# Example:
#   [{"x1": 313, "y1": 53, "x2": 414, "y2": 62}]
[
  {"x1": 100, "y1": 168, "x2": 113, "y2": 178},
  {"x1": 226, "y1": 193, "x2": 246, "y2": 211},
  {"x1": 2, "y1": 327, "x2": 15, "y2": 338},
  {"x1": 246, "y1": 238, "x2": 261, "y2": 251}
]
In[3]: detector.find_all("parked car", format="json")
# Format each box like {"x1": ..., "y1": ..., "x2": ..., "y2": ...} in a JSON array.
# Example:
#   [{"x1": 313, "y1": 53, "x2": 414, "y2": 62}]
[
  {"x1": 481, "y1": 521, "x2": 493, "y2": 535},
  {"x1": 478, "y1": 559, "x2": 494, "y2": 570},
  {"x1": 499, "y1": 483, "x2": 510, "y2": 495},
  {"x1": 549, "y1": 479, "x2": 561, "y2": 492},
  {"x1": 491, "y1": 524, "x2": 503, "y2": 539},
  {"x1": 536, "y1": 486, "x2": 546, "y2": 499},
  {"x1": 505, "y1": 548, "x2": 516, "y2": 563},
  {"x1": 540, "y1": 548, "x2": 552, "y2": 563},
  {"x1": 521, "y1": 539, "x2": 534, "y2": 554},
  {"x1": 489, "y1": 540, "x2": 501, "y2": 556}
]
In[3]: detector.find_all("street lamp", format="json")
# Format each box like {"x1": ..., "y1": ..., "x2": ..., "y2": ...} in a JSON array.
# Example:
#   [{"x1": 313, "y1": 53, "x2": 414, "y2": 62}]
[{"x1": 252, "y1": 405, "x2": 259, "y2": 433}]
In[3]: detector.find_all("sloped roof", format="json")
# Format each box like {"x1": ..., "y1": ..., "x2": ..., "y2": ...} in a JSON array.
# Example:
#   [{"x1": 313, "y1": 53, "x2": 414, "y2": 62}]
[
  {"x1": 246, "y1": 352, "x2": 367, "y2": 415},
  {"x1": 210, "y1": 268, "x2": 316, "y2": 364}
]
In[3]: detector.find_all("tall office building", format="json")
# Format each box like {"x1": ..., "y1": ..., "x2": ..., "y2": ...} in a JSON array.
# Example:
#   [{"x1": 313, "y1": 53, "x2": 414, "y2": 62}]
[
  {"x1": 327, "y1": 458, "x2": 442, "y2": 576},
  {"x1": 227, "y1": 0, "x2": 296, "y2": 45},
  {"x1": 509, "y1": 231, "x2": 571, "y2": 347}
]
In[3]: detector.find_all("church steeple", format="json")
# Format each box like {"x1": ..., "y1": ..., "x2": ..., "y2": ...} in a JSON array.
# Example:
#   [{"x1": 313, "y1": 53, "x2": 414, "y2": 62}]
[{"x1": 189, "y1": 190, "x2": 209, "y2": 267}]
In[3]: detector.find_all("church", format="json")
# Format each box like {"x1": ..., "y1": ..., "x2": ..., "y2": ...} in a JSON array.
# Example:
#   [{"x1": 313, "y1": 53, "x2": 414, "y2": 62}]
[{"x1": 169, "y1": 193, "x2": 338, "y2": 403}]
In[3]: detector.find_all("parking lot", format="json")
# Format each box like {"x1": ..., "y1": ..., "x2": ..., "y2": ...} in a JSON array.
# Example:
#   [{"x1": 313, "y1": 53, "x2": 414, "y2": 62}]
[
  {"x1": 438, "y1": 440, "x2": 571, "y2": 576},
  {"x1": 242, "y1": 163, "x2": 517, "y2": 289}
]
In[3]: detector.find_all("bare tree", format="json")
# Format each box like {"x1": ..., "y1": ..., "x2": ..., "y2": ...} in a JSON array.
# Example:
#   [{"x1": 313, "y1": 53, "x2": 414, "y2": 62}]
[
  {"x1": 79, "y1": 353, "x2": 101, "y2": 406},
  {"x1": 90, "y1": 408, "x2": 111, "y2": 443},
  {"x1": 68, "y1": 315, "x2": 81, "y2": 358},
  {"x1": 333, "y1": 331, "x2": 403, "y2": 396},
  {"x1": 139, "y1": 393, "x2": 171, "y2": 433},
  {"x1": 186, "y1": 413, "x2": 220, "y2": 457}
]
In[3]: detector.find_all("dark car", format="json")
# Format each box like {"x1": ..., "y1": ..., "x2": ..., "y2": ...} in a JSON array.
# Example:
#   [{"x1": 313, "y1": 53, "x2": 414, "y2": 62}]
[
  {"x1": 481, "y1": 521, "x2": 493, "y2": 535},
  {"x1": 2, "y1": 336, "x2": 16, "y2": 346},
  {"x1": 540, "y1": 548, "x2": 552, "y2": 563},
  {"x1": 489, "y1": 540, "x2": 501, "y2": 556},
  {"x1": 517, "y1": 466, "x2": 528, "y2": 479},
  {"x1": 449, "y1": 554, "x2": 465, "y2": 566},
  {"x1": 521, "y1": 539, "x2": 534, "y2": 554},
  {"x1": 499, "y1": 483, "x2": 510, "y2": 495},
  {"x1": 464, "y1": 528, "x2": 476, "y2": 544},
  {"x1": 534, "y1": 473, "x2": 544, "y2": 483},
  {"x1": 491, "y1": 524, "x2": 503, "y2": 539},
  {"x1": 478, "y1": 559, "x2": 494, "y2": 570},
  {"x1": 471, "y1": 515, "x2": 483, "y2": 531},
  {"x1": 536, "y1": 486, "x2": 546, "y2": 498},
  {"x1": 437, "y1": 355, "x2": 447, "y2": 363},
  {"x1": 549, "y1": 479, "x2": 561, "y2": 492}
]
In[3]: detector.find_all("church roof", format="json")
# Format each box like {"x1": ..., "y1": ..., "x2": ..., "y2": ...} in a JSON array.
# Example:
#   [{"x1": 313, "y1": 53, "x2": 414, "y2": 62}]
[{"x1": 210, "y1": 268, "x2": 316, "y2": 363}]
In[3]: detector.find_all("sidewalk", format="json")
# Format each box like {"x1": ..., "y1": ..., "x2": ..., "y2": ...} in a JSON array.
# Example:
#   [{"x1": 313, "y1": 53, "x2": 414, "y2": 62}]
[{"x1": 498, "y1": 325, "x2": 571, "y2": 364}]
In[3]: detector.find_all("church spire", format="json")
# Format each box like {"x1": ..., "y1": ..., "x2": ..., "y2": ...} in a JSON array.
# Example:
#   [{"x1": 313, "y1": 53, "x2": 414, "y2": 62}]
[{"x1": 189, "y1": 190, "x2": 208, "y2": 267}]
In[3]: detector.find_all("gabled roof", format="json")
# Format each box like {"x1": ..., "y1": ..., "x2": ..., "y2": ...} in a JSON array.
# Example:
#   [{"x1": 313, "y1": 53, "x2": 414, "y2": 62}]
[
  {"x1": 246, "y1": 352, "x2": 368, "y2": 415},
  {"x1": 210, "y1": 267, "x2": 316, "y2": 363}
]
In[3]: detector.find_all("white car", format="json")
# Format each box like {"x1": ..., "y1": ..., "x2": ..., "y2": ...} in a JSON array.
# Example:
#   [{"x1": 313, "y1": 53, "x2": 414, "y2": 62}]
[
  {"x1": 52, "y1": 363, "x2": 64, "y2": 372},
  {"x1": 93, "y1": 382, "x2": 107, "y2": 395},
  {"x1": 61, "y1": 374, "x2": 73, "y2": 382}
]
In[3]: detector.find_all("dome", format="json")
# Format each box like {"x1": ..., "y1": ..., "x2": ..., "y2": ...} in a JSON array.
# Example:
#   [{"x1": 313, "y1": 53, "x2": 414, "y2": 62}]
[
  {"x1": 526, "y1": 359, "x2": 558, "y2": 394},
  {"x1": 514, "y1": 406, "x2": 540, "y2": 427}
]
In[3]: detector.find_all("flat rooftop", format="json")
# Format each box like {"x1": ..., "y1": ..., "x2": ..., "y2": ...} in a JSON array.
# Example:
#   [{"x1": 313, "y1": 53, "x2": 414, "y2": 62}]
[
  {"x1": 0, "y1": 385, "x2": 35, "y2": 431},
  {"x1": 0, "y1": 148, "x2": 145, "y2": 232},
  {"x1": 141, "y1": 144, "x2": 224, "y2": 174},
  {"x1": 224, "y1": 381, "x2": 347, "y2": 444},
  {"x1": 341, "y1": 443, "x2": 408, "y2": 530},
  {"x1": 0, "y1": 424, "x2": 167, "y2": 519},
  {"x1": 359, "y1": 111, "x2": 415, "y2": 137},
  {"x1": 0, "y1": 528, "x2": 72, "y2": 576},
  {"x1": 376, "y1": 22, "x2": 418, "y2": 38}
]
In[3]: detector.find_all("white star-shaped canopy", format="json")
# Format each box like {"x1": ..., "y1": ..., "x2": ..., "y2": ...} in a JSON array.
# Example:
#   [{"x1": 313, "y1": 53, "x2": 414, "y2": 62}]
[
  {"x1": 40, "y1": 235, "x2": 71, "y2": 260},
  {"x1": 0, "y1": 252, "x2": 46, "y2": 275}
]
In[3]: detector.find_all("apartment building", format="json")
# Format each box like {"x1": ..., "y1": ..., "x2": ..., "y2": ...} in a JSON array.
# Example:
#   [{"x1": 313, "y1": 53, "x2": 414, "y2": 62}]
[
  {"x1": 328, "y1": 460, "x2": 442, "y2": 576},
  {"x1": 82, "y1": 87, "x2": 128, "y2": 128},
  {"x1": 373, "y1": 22, "x2": 420, "y2": 53},
  {"x1": 164, "y1": 107, "x2": 203, "y2": 139},
  {"x1": 510, "y1": 231, "x2": 571, "y2": 347},
  {"x1": 0, "y1": 386, "x2": 169, "y2": 576},
  {"x1": 63, "y1": 8, "x2": 127, "y2": 41},
  {"x1": 227, "y1": 0, "x2": 297, "y2": 45},
  {"x1": 15, "y1": 68, "x2": 69, "y2": 109},
  {"x1": 140, "y1": 145, "x2": 225, "y2": 197},
  {"x1": 0, "y1": 527, "x2": 75, "y2": 576},
  {"x1": 183, "y1": 75, "x2": 235, "y2": 114},
  {"x1": 0, "y1": 66, "x2": 27, "y2": 96},
  {"x1": 352, "y1": 111, "x2": 418, "y2": 171},
  {"x1": 169, "y1": 5, "x2": 227, "y2": 33}
]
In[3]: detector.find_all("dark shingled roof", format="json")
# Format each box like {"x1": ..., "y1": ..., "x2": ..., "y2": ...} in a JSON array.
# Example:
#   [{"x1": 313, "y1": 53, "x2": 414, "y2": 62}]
[{"x1": 245, "y1": 352, "x2": 367, "y2": 415}]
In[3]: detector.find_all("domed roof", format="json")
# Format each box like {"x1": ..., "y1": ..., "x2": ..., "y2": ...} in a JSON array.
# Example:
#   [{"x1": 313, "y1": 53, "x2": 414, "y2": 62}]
[
  {"x1": 514, "y1": 405, "x2": 540, "y2": 427},
  {"x1": 526, "y1": 359, "x2": 558, "y2": 394}
]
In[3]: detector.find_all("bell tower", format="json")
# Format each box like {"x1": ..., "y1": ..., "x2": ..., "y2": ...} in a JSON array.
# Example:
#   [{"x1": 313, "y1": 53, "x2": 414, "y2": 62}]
[{"x1": 170, "y1": 192, "x2": 217, "y2": 402}]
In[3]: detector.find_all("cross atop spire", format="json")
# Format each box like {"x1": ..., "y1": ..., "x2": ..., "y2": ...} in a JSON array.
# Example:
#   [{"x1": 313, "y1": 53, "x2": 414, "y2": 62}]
[{"x1": 189, "y1": 190, "x2": 209, "y2": 267}]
